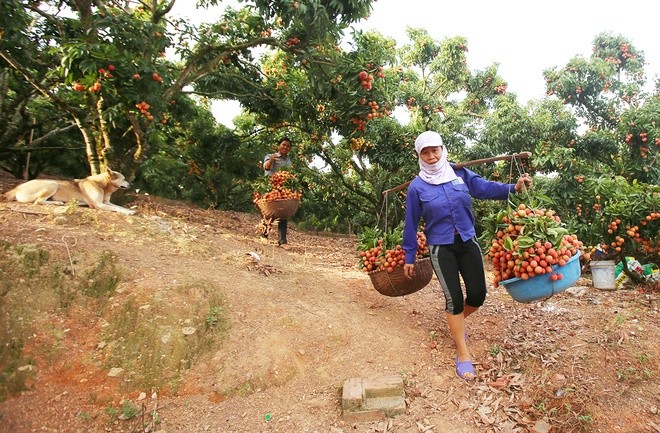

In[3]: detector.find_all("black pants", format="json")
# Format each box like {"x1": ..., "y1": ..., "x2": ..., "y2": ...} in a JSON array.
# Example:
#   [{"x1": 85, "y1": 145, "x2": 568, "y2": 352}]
[
  {"x1": 277, "y1": 219, "x2": 288, "y2": 245},
  {"x1": 429, "y1": 236, "x2": 487, "y2": 315}
]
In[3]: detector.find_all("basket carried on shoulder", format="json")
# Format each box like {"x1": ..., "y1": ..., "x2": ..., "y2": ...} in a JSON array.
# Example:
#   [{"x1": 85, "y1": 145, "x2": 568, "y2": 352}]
[
  {"x1": 368, "y1": 257, "x2": 433, "y2": 297},
  {"x1": 256, "y1": 198, "x2": 300, "y2": 220}
]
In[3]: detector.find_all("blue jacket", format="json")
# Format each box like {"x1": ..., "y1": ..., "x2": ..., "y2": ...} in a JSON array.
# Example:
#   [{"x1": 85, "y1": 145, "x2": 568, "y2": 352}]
[{"x1": 403, "y1": 167, "x2": 515, "y2": 264}]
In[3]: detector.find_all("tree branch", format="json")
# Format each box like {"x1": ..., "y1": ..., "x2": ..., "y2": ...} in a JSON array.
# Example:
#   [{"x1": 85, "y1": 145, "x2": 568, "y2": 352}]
[
  {"x1": 165, "y1": 36, "x2": 280, "y2": 100},
  {"x1": 0, "y1": 48, "x2": 85, "y2": 118},
  {"x1": 26, "y1": 124, "x2": 79, "y2": 148}
]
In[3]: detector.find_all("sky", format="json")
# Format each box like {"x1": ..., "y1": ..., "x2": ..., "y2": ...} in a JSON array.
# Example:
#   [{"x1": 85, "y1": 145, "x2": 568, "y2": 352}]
[
  {"x1": 171, "y1": 0, "x2": 660, "y2": 128},
  {"x1": 355, "y1": 0, "x2": 659, "y2": 103}
]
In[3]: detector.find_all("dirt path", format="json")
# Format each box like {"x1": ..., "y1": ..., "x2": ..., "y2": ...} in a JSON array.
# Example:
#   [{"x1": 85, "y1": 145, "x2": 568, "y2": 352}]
[{"x1": 0, "y1": 181, "x2": 658, "y2": 433}]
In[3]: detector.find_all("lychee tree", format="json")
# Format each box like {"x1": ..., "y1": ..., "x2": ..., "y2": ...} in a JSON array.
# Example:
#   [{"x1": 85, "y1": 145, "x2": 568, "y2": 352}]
[
  {"x1": 474, "y1": 33, "x2": 660, "y2": 269},
  {"x1": 221, "y1": 26, "x2": 519, "y2": 230},
  {"x1": 543, "y1": 32, "x2": 657, "y2": 184},
  {"x1": 0, "y1": 0, "x2": 376, "y2": 177}
]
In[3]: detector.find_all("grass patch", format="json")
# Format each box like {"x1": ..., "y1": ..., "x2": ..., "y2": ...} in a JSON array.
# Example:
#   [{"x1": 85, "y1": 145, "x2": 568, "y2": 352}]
[
  {"x1": 0, "y1": 242, "x2": 51, "y2": 400},
  {"x1": 0, "y1": 339, "x2": 36, "y2": 402},
  {"x1": 223, "y1": 364, "x2": 298, "y2": 398},
  {"x1": 615, "y1": 352, "x2": 653, "y2": 383},
  {"x1": 1, "y1": 239, "x2": 231, "y2": 401},
  {"x1": 100, "y1": 281, "x2": 231, "y2": 393},
  {"x1": 78, "y1": 250, "x2": 122, "y2": 299},
  {"x1": 104, "y1": 400, "x2": 140, "y2": 420},
  {"x1": 0, "y1": 242, "x2": 127, "y2": 402}
]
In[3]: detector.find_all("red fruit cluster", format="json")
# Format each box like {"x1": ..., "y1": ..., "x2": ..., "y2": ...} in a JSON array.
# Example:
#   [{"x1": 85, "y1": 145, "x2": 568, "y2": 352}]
[
  {"x1": 269, "y1": 171, "x2": 294, "y2": 188},
  {"x1": 366, "y1": 100, "x2": 382, "y2": 120},
  {"x1": 604, "y1": 56, "x2": 622, "y2": 66},
  {"x1": 358, "y1": 232, "x2": 428, "y2": 273},
  {"x1": 487, "y1": 204, "x2": 584, "y2": 286},
  {"x1": 494, "y1": 84, "x2": 507, "y2": 94},
  {"x1": 350, "y1": 117, "x2": 367, "y2": 132},
  {"x1": 406, "y1": 97, "x2": 415, "y2": 109},
  {"x1": 619, "y1": 43, "x2": 636, "y2": 61},
  {"x1": 598, "y1": 213, "x2": 660, "y2": 258},
  {"x1": 98, "y1": 65, "x2": 114, "y2": 79},
  {"x1": 416, "y1": 232, "x2": 430, "y2": 256},
  {"x1": 357, "y1": 70, "x2": 373, "y2": 90},
  {"x1": 350, "y1": 100, "x2": 391, "y2": 132},
  {"x1": 252, "y1": 170, "x2": 302, "y2": 204},
  {"x1": 625, "y1": 131, "x2": 655, "y2": 159},
  {"x1": 285, "y1": 37, "x2": 300, "y2": 47},
  {"x1": 152, "y1": 72, "x2": 163, "y2": 83},
  {"x1": 135, "y1": 101, "x2": 154, "y2": 121}
]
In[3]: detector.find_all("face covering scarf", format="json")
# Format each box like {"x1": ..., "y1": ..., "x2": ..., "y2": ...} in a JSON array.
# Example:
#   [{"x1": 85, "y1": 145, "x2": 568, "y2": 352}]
[
  {"x1": 415, "y1": 131, "x2": 458, "y2": 185},
  {"x1": 417, "y1": 147, "x2": 458, "y2": 185}
]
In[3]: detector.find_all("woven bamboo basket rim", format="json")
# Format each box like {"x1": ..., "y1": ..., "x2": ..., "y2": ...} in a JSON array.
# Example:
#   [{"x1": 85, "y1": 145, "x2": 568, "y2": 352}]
[
  {"x1": 368, "y1": 256, "x2": 433, "y2": 297},
  {"x1": 256, "y1": 197, "x2": 300, "y2": 219}
]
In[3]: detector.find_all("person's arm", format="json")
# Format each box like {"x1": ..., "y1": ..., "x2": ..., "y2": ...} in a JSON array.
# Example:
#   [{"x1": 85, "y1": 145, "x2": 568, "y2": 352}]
[
  {"x1": 458, "y1": 168, "x2": 531, "y2": 200},
  {"x1": 263, "y1": 153, "x2": 277, "y2": 171},
  {"x1": 402, "y1": 181, "x2": 422, "y2": 278}
]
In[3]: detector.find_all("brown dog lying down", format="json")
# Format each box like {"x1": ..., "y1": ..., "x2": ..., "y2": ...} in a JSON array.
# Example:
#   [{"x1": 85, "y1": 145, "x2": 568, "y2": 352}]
[{"x1": 4, "y1": 168, "x2": 136, "y2": 215}]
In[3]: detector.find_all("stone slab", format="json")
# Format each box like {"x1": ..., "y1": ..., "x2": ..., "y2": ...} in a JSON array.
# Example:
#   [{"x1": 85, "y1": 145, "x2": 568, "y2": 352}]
[{"x1": 341, "y1": 375, "x2": 406, "y2": 422}]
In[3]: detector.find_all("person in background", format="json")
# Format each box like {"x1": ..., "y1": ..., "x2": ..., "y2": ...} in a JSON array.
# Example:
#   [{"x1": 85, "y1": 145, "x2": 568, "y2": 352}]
[
  {"x1": 260, "y1": 137, "x2": 293, "y2": 249},
  {"x1": 402, "y1": 131, "x2": 532, "y2": 381}
]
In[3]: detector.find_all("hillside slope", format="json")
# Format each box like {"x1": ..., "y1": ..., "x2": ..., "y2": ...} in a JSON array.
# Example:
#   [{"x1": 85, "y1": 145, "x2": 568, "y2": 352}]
[{"x1": 0, "y1": 174, "x2": 657, "y2": 433}]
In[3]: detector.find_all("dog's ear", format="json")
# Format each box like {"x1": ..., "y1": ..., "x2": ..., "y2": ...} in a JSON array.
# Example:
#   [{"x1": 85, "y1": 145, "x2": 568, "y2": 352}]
[{"x1": 106, "y1": 167, "x2": 114, "y2": 176}]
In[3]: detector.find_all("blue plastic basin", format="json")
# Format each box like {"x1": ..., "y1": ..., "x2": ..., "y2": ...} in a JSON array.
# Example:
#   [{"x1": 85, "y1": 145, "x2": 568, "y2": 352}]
[{"x1": 499, "y1": 250, "x2": 582, "y2": 303}]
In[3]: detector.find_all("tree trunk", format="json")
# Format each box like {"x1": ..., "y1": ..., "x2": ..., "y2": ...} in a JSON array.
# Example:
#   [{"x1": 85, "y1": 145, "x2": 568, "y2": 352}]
[{"x1": 72, "y1": 115, "x2": 101, "y2": 174}]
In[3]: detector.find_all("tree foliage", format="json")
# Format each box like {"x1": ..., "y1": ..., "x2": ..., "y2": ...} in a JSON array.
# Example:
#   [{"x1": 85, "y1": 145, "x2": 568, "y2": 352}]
[
  {"x1": 1, "y1": 0, "x2": 375, "y2": 177},
  {"x1": 0, "y1": 4, "x2": 657, "y2": 267}
]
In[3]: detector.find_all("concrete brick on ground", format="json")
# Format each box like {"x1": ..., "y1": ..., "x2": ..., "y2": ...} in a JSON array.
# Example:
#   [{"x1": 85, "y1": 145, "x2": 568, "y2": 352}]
[
  {"x1": 362, "y1": 396, "x2": 406, "y2": 416},
  {"x1": 342, "y1": 407, "x2": 387, "y2": 423},
  {"x1": 341, "y1": 377, "x2": 363, "y2": 412},
  {"x1": 363, "y1": 375, "x2": 404, "y2": 398},
  {"x1": 341, "y1": 375, "x2": 406, "y2": 423}
]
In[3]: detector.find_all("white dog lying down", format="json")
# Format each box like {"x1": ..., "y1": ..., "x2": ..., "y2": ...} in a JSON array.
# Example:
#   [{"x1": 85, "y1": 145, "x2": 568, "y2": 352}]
[{"x1": 4, "y1": 168, "x2": 136, "y2": 215}]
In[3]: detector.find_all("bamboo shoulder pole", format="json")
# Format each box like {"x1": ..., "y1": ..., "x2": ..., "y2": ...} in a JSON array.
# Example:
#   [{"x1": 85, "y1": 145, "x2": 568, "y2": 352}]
[{"x1": 382, "y1": 151, "x2": 532, "y2": 196}]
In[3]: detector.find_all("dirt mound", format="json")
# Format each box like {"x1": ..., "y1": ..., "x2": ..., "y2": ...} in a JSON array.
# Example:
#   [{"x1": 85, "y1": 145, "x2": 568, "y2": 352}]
[{"x1": 0, "y1": 176, "x2": 657, "y2": 433}]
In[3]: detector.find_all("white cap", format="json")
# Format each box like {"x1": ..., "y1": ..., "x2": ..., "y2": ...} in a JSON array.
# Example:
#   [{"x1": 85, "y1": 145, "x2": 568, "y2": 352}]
[{"x1": 415, "y1": 131, "x2": 443, "y2": 154}]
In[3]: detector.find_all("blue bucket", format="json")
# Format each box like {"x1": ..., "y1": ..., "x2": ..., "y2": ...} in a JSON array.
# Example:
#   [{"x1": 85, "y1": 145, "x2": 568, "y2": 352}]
[{"x1": 499, "y1": 250, "x2": 582, "y2": 303}]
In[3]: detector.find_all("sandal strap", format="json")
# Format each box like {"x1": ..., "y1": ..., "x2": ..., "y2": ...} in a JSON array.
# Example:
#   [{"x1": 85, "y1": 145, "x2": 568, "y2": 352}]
[{"x1": 455, "y1": 357, "x2": 476, "y2": 381}]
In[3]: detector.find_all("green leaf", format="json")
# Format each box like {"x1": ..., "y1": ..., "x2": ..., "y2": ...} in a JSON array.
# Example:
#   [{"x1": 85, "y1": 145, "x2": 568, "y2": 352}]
[{"x1": 516, "y1": 236, "x2": 535, "y2": 249}]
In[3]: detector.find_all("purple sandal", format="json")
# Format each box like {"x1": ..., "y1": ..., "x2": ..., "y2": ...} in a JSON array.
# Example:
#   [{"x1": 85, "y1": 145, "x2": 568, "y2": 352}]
[{"x1": 455, "y1": 357, "x2": 476, "y2": 381}]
